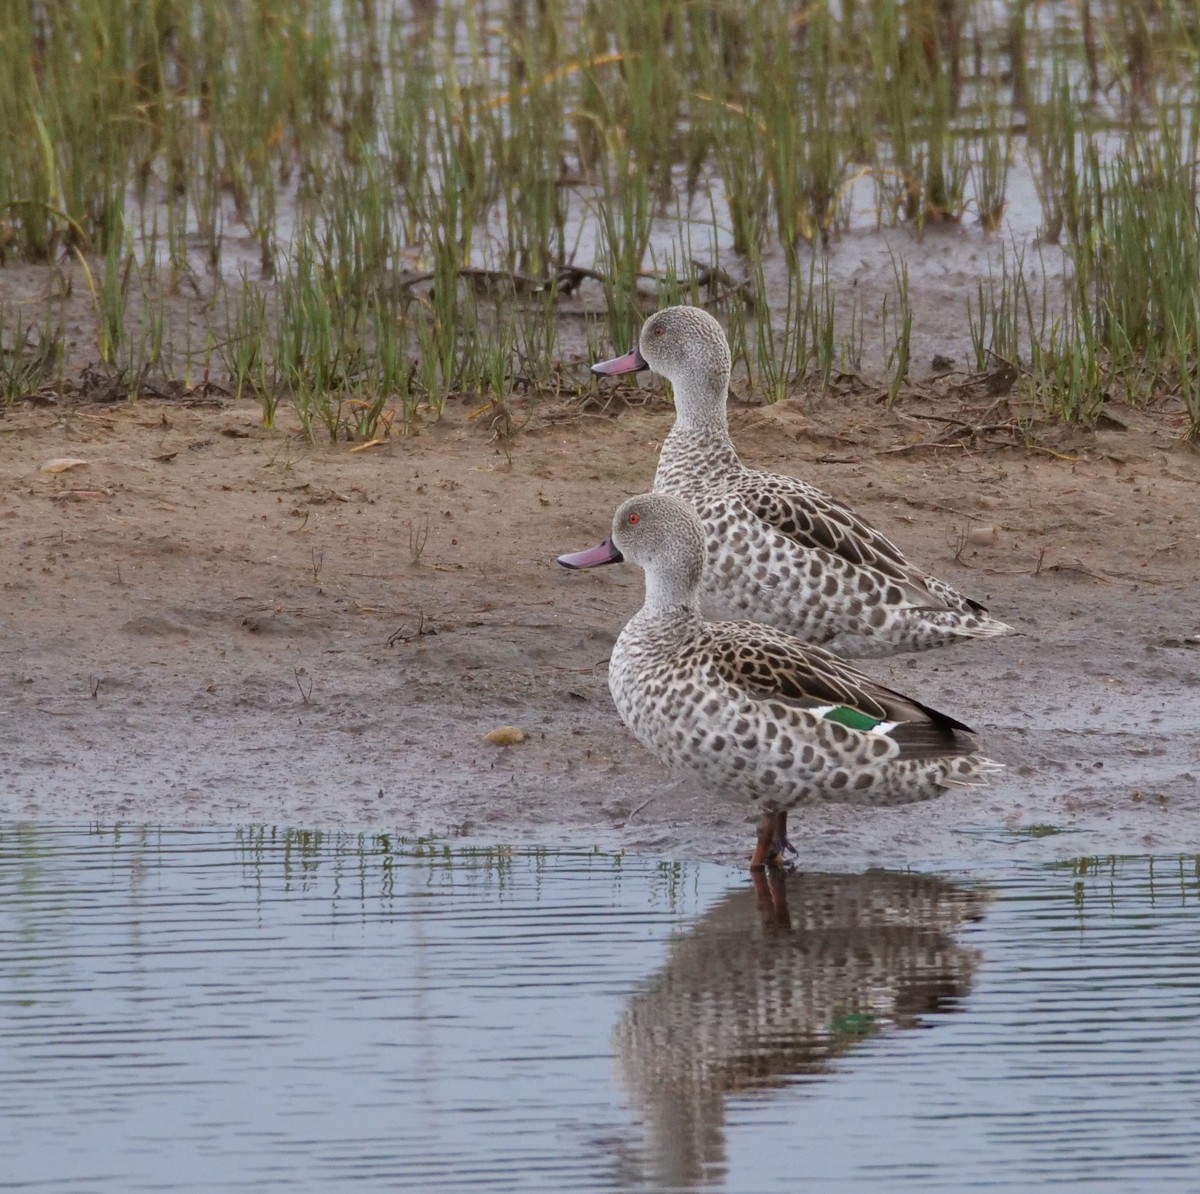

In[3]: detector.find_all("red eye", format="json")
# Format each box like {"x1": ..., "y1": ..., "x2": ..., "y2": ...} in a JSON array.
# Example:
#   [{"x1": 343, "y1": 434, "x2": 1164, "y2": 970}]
[
  {"x1": 654, "y1": 327, "x2": 664, "y2": 336},
  {"x1": 628, "y1": 512, "x2": 641, "y2": 525}
]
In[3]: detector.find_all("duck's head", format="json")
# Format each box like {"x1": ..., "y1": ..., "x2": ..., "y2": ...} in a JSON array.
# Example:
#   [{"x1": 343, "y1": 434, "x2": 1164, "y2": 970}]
[
  {"x1": 591, "y1": 306, "x2": 732, "y2": 411},
  {"x1": 558, "y1": 492, "x2": 706, "y2": 609}
]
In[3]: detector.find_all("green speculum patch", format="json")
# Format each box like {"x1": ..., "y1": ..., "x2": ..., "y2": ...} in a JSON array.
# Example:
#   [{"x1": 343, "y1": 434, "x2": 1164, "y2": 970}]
[{"x1": 822, "y1": 706, "x2": 880, "y2": 732}]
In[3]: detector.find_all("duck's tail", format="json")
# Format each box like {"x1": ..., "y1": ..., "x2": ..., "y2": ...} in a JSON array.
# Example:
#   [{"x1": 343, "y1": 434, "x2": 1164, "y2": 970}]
[
  {"x1": 937, "y1": 754, "x2": 1005, "y2": 790},
  {"x1": 832, "y1": 606, "x2": 1016, "y2": 658},
  {"x1": 921, "y1": 572, "x2": 1002, "y2": 618},
  {"x1": 944, "y1": 612, "x2": 1017, "y2": 641}
]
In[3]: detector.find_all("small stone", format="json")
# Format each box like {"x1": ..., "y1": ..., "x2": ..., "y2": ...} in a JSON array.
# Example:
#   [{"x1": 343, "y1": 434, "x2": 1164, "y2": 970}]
[
  {"x1": 40, "y1": 457, "x2": 89, "y2": 473},
  {"x1": 965, "y1": 525, "x2": 997, "y2": 546},
  {"x1": 483, "y1": 726, "x2": 526, "y2": 746}
]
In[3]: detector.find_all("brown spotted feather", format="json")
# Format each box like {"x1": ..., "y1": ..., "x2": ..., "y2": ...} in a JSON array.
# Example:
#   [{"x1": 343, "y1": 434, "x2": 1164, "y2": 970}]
[
  {"x1": 591, "y1": 493, "x2": 1002, "y2": 828},
  {"x1": 693, "y1": 624, "x2": 975, "y2": 751},
  {"x1": 632, "y1": 306, "x2": 1013, "y2": 655},
  {"x1": 741, "y1": 483, "x2": 986, "y2": 614}
]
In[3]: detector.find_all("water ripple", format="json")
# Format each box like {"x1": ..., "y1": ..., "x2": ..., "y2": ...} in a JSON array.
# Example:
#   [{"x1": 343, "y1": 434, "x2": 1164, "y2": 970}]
[{"x1": 0, "y1": 826, "x2": 1198, "y2": 1191}]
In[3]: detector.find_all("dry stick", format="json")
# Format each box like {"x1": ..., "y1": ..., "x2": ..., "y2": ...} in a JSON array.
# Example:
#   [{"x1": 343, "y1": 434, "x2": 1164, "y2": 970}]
[
  {"x1": 898, "y1": 410, "x2": 1023, "y2": 447},
  {"x1": 386, "y1": 610, "x2": 434, "y2": 646},
  {"x1": 950, "y1": 526, "x2": 972, "y2": 566},
  {"x1": 1003, "y1": 442, "x2": 1079, "y2": 461},
  {"x1": 623, "y1": 796, "x2": 656, "y2": 826},
  {"x1": 1041, "y1": 561, "x2": 1110, "y2": 583},
  {"x1": 690, "y1": 261, "x2": 757, "y2": 309},
  {"x1": 398, "y1": 262, "x2": 755, "y2": 307},
  {"x1": 916, "y1": 412, "x2": 1018, "y2": 433},
  {"x1": 882, "y1": 441, "x2": 973, "y2": 455},
  {"x1": 1140, "y1": 541, "x2": 1179, "y2": 565},
  {"x1": 398, "y1": 267, "x2": 547, "y2": 294},
  {"x1": 293, "y1": 668, "x2": 313, "y2": 704}
]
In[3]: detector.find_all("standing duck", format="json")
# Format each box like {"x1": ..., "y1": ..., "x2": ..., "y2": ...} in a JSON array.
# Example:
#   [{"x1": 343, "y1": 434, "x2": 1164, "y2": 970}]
[
  {"x1": 558, "y1": 493, "x2": 1001, "y2": 870},
  {"x1": 586, "y1": 304, "x2": 1013, "y2": 658}
]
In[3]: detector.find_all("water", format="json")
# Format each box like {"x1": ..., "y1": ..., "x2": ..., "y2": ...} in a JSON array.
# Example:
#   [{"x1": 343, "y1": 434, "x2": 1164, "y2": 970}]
[{"x1": 1, "y1": 827, "x2": 1198, "y2": 1192}]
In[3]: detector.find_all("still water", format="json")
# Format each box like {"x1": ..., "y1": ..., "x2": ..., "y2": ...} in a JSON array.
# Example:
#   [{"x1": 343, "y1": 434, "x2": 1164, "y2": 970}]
[{"x1": 1, "y1": 826, "x2": 1198, "y2": 1192}]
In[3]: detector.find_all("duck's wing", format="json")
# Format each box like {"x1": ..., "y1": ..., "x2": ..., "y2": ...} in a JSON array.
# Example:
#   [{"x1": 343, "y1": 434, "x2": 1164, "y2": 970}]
[
  {"x1": 698, "y1": 622, "x2": 977, "y2": 759},
  {"x1": 734, "y1": 473, "x2": 988, "y2": 614}
]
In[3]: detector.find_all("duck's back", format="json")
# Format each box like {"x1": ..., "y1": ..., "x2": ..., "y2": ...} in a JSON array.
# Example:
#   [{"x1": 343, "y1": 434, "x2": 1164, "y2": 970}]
[
  {"x1": 656, "y1": 446, "x2": 1011, "y2": 657},
  {"x1": 607, "y1": 612, "x2": 996, "y2": 810}
]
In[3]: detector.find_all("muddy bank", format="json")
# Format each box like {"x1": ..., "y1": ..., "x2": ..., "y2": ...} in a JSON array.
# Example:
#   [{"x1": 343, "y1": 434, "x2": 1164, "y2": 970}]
[{"x1": 2, "y1": 392, "x2": 1198, "y2": 870}]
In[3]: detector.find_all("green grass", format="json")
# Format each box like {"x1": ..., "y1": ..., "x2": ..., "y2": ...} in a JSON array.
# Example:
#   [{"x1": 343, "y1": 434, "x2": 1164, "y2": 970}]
[
  {"x1": 0, "y1": 1, "x2": 1198, "y2": 437},
  {"x1": 0, "y1": 304, "x2": 62, "y2": 403}
]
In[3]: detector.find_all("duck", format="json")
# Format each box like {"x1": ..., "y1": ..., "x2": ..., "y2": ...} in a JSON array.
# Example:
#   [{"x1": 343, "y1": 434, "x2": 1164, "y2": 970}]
[
  {"x1": 584, "y1": 304, "x2": 1013, "y2": 658},
  {"x1": 558, "y1": 492, "x2": 1001, "y2": 870}
]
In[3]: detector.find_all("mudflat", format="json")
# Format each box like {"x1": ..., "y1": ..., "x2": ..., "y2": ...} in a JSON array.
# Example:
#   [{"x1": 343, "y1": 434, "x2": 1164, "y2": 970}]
[{"x1": 3, "y1": 387, "x2": 1198, "y2": 868}]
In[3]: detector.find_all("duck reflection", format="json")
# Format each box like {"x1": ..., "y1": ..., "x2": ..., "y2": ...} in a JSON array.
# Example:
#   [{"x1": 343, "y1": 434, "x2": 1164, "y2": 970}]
[{"x1": 612, "y1": 869, "x2": 984, "y2": 1189}]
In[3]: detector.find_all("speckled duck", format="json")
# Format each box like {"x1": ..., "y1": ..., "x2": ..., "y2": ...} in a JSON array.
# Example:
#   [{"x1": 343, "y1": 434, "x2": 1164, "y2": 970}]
[
  {"x1": 583, "y1": 305, "x2": 1013, "y2": 658},
  {"x1": 559, "y1": 492, "x2": 1001, "y2": 869}
]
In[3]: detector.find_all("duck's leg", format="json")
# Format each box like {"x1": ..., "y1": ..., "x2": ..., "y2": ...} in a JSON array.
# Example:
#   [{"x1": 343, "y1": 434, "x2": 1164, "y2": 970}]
[
  {"x1": 772, "y1": 810, "x2": 797, "y2": 860},
  {"x1": 749, "y1": 811, "x2": 777, "y2": 871},
  {"x1": 750, "y1": 809, "x2": 795, "y2": 871}
]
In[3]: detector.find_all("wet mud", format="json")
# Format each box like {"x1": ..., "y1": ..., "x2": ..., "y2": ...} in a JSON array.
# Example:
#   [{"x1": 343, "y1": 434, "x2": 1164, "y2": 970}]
[{"x1": 1, "y1": 385, "x2": 1198, "y2": 867}]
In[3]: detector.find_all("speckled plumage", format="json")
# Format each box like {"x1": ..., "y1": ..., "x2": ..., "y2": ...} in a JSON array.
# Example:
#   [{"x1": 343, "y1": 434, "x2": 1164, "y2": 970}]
[
  {"x1": 597, "y1": 305, "x2": 1015, "y2": 658},
  {"x1": 563, "y1": 494, "x2": 1001, "y2": 865},
  {"x1": 613, "y1": 870, "x2": 981, "y2": 1187}
]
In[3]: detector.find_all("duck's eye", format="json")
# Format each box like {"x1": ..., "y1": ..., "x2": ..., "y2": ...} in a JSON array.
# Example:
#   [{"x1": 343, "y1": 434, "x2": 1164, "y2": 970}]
[
  {"x1": 628, "y1": 512, "x2": 641, "y2": 525},
  {"x1": 653, "y1": 327, "x2": 664, "y2": 337}
]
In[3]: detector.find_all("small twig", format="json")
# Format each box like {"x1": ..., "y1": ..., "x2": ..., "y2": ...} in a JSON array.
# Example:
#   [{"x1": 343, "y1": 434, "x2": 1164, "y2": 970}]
[
  {"x1": 882, "y1": 441, "x2": 972, "y2": 455},
  {"x1": 387, "y1": 610, "x2": 435, "y2": 646},
  {"x1": 555, "y1": 264, "x2": 609, "y2": 292},
  {"x1": 398, "y1": 266, "x2": 549, "y2": 295},
  {"x1": 950, "y1": 525, "x2": 968, "y2": 566},
  {"x1": 1021, "y1": 443, "x2": 1080, "y2": 462},
  {"x1": 556, "y1": 260, "x2": 754, "y2": 306},
  {"x1": 690, "y1": 260, "x2": 757, "y2": 309},
  {"x1": 1139, "y1": 540, "x2": 1178, "y2": 566},
  {"x1": 293, "y1": 667, "x2": 313, "y2": 704},
  {"x1": 623, "y1": 796, "x2": 656, "y2": 826},
  {"x1": 1032, "y1": 544, "x2": 1108, "y2": 582},
  {"x1": 914, "y1": 499, "x2": 986, "y2": 521},
  {"x1": 408, "y1": 516, "x2": 430, "y2": 565},
  {"x1": 1041, "y1": 561, "x2": 1110, "y2": 583}
]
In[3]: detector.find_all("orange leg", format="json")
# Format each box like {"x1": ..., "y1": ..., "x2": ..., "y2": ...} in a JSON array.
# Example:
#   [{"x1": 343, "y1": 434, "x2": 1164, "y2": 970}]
[
  {"x1": 749, "y1": 811, "x2": 777, "y2": 870},
  {"x1": 772, "y1": 809, "x2": 797, "y2": 860},
  {"x1": 749, "y1": 809, "x2": 798, "y2": 872}
]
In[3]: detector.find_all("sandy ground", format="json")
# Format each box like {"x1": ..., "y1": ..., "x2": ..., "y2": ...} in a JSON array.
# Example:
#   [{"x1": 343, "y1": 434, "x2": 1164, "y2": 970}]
[{"x1": 2, "y1": 384, "x2": 1198, "y2": 870}]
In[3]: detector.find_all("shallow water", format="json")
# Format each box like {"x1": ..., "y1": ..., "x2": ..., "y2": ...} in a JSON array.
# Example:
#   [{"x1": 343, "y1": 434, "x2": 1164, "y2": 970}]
[{"x1": 1, "y1": 827, "x2": 1198, "y2": 1192}]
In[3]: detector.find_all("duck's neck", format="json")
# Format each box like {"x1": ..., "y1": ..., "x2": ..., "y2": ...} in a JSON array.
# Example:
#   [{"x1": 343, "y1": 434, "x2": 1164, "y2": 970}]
[
  {"x1": 671, "y1": 368, "x2": 733, "y2": 437},
  {"x1": 655, "y1": 375, "x2": 741, "y2": 491},
  {"x1": 637, "y1": 571, "x2": 703, "y2": 626}
]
